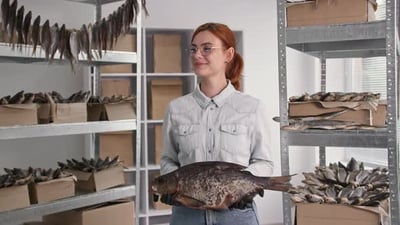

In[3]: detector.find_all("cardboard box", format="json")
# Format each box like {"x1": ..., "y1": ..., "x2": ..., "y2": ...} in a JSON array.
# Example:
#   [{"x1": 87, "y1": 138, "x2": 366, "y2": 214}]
[
  {"x1": 150, "y1": 79, "x2": 183, "y2": 119},
  {"x1": 101, "y1": 79, "x2": 131, "y2": 97},
  {"x1": 155, "y1": 125, "x2": 163, "y2": 165},
  {"x1": 38, "y1": 104, "x2": 51, "y2": 124},
  {"x1": 100, "y1": 131, "x2": 135, "y2": 167},
  {"x1": 101, "y1": 34, "x2": 136, "y2": 73},
  {"x1": 153, "y1": 34, "x2": 182, "y2": 73},
  {"x1": 288, "y1": 100, "x2": 387, "y2": 126},
  {"x1": 87, "y1": 101, "x2": 136, "y2": 121},
  {"x1": 51, "y1": 103, "x2": 87, "y2": 123},
  {"x1": 0, "y1": 104, "x2": 38, "y2": 126},
  {"x1": 28, "y1": 176, "x2": 76, "y2": 204},
  {"x1": 287, "y1": 0, "x2": 376, "y2": 27},
  {"x1": 0, "y1": 184, "x2": 30, "y2": 212},
  {"x1": 295, "y1": 203, "x2": 388, "y2": 225},
  {"x1": 70, "y1": 165, "x2": 125, "y2": 192},
  {"x1": 44, "y1": 201, "x2": 134, "y2": 225}
]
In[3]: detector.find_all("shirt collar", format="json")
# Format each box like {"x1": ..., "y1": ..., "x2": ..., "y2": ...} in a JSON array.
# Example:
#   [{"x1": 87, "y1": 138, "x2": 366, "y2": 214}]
[{"x1": 193, "y1": 80, "x2": 236, "y2": 108}]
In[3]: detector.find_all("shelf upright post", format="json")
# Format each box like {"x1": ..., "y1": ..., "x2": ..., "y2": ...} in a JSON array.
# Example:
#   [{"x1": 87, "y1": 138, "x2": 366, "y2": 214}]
[
  {"x1": 386, "y1": 0, "x2": 400, "y2": 224},
  {"x1": 276, "y1": 1, "x2": 292, "y2": 225},
  {"x1": 135, "y1": 1, "x2": 142, "y2": 225},
  {"x1": 319, "y1": 54, "x2": 327, "y2": 167}
]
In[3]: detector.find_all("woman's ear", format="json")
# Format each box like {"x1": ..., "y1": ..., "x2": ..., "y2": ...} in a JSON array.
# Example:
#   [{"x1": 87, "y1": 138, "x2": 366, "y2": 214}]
[{"x1": 225, "y1": 47, "x2": 235, "y2": 63}]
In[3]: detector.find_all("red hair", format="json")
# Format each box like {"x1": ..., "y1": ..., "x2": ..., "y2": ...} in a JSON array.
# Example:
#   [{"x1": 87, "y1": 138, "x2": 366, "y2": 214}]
[{"x1": 191, "y1": 23, "x2": 243, "y2": 90}]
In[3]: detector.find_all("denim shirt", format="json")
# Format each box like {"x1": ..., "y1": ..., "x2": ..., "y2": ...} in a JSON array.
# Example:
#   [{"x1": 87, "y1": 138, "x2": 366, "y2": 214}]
[{"x1": 160, "y1": 82, "x2": 274, "y2": 177}]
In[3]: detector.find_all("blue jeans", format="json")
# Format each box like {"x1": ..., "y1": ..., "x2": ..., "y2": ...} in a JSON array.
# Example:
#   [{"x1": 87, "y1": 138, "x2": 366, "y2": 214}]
[{"x1": 169, "y1": 202, "x2": 260, "y2": 225}]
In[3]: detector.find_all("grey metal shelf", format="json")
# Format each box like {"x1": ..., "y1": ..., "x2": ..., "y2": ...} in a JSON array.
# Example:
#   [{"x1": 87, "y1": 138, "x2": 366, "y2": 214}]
[
  {"x1": 0, "y1": 119, "x2": 136, "y2": 140},
  {"x1": 277, "y1": 1, "x2": 400, "y2": 225},
  {"x1": 65, "y1": 0, "x2": 121, "y2": 5},
  {"x1": 286, "y1": 20, "x2": 386, "y2": 58},
  {"x1": 0, "y1": 43, "x2": 137, "y2": 65},
  {"x1": 282, "y1": 129, "x2": 388, "y2": 148},
  {"x1": 0, "y1": 185, "x2": 135, "y2": 225}
]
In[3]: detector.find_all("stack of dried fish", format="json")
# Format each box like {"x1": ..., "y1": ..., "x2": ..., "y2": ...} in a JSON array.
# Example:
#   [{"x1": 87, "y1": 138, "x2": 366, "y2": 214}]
[
  {"x1": 88, "y1": 94, "x2": 136, "y2": 104},
  {"x1": 290, "y1": 158, "x2": 389, "y2": 207},
  {"x1": 279, "y1": 91, "x2": 383, "y2": 130},
  {"x1": 1, "y1": 0, "x2": 148, "y2": 70},
  {"x1": 0, "y1": 167, "x2": 33, "y2": 188},
  {"x1": 0, "y1": 90, "x2": 90, "y2": 105},
  {"x1": 58, "y1": 156, "x2": 121, "y2": 173},
  {"x1": 289, "y1": 92, "x2": 381, "y2": 103},
  {"x1": 30, "y1": 167, "x2": 75, "y2": 183}
]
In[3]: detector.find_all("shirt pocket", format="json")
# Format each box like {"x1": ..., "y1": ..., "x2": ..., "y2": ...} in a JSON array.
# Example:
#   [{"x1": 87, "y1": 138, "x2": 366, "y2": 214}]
[
  {"x1": 174, "y1": 124, "x2": 200, "y2": 164},
  {"x1": 220, "y1": 123, "x2": 251, "y2": 160}
]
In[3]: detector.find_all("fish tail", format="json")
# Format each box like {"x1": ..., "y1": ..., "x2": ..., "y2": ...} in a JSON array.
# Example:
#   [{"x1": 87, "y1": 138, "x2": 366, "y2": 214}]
[{"x1": 258, "y1": 175, "x2": 294, "y2": 192}]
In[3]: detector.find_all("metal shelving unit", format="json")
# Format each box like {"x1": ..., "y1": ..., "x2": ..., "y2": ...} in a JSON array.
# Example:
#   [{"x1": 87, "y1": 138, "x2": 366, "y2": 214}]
[
  {"x1": 0, "y1": 0, "x2": 142, "y2": 224},
  {"x1": 277, "y1": 1, "x2": 399, "y2": 225}
]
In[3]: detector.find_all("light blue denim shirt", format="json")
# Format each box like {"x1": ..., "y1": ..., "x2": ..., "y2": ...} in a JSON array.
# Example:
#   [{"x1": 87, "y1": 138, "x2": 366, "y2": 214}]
[{"x1": 160, "y1": 81, "x2": 274, "y2": 177}]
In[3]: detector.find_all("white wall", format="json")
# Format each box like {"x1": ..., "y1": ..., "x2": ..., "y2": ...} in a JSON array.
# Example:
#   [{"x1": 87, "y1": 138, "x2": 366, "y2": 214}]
[{"x1": 0, "y1": 1, "x2": 349, "y2": 224}]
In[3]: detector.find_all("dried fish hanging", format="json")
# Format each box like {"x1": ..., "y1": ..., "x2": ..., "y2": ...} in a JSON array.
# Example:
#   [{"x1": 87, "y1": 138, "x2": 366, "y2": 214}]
[
  {"x1": 289, "y1": 157, "x2": 390, "y2": 207},
  {"x1": 0, "y1": 0, "x2": 149, "y2": 72},
  {"x1": 57, "y1": 156, "x2": 122, "y2": 173}
]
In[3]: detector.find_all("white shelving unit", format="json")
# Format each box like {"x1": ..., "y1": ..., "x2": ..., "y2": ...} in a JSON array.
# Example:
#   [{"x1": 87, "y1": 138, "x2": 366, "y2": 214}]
[
  {"x1": 277, "y1": 1, "x2": 399, "y2": 225},
  {"x1": 0, "y1": 0, "x2": 142, "y2": 224}
]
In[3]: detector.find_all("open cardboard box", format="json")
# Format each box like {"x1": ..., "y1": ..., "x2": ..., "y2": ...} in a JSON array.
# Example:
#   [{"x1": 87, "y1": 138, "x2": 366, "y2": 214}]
[
  {"x1": 288, "y1": 100, "x2": 387, "y2": 126},
  {"x1": 69, "y1": 165, "x2": 125, "y2": 192},
  {"x1": 0, "y1": 184, "x2": 30, "y2": 212},
  {"x1": 28, "y1": 176, "x2": 76, "y2": 204},
  {"x1": 87, "y1": 101, "x2": 136, "y2": 121},
  {"x1": 0, "y1": 104, "x2": 38, "y2": 126},
  {"x1": 286, "y1": 0, "x2": 377, "y2": 27},
  {"x1": 43, "y1": 201, "x2": 134, "y2": 225},
  {"x1": 295, "y1": 203, "x2": 389, "y2": 225},
  {"x1": 51, "y1": 103, "x2": 87, "y2": 123}
]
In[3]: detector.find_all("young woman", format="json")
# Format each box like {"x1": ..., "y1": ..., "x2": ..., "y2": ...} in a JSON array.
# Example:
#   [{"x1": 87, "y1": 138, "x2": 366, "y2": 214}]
[{"x1": 159, "y1": 22, "x2": 274, "y2": 225}]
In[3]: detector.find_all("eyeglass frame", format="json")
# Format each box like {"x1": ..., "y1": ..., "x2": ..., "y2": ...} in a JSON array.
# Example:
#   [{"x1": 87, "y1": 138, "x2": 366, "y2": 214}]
[{"x1": 188, "y1": 45, "x2": 225, "y2": 56}]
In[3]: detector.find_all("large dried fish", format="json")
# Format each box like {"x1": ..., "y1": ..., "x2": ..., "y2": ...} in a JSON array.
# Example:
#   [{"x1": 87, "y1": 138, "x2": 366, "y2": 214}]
[
  {"x1": 22, "y1": 10, "x2": 31, "y2": 45},
  {"x1": 100, "y1": 18, "x2": 108, "y2": 52},
  {"x1": 79, "y1": 24, "x2": 91, "y2": 63},
  {"x1": 41, "y1": 19, "x2": 51, "y2": 60},
  {"x1": 31, "y1": 15, "x2": 40, "y2": 55},
  {"x1": 49, "y1": 22, "x2": 59, "y2": 63},
  {"x1": 15, "y1": 5, "x2": 23, "y2": 49},
  {"x1": 57, "y1": 24, "x2": 66, "y2": 59},
  {"x1": 69, "y1": 29, "x2": 80, "y2": 64},
  {"x1": 7, "y1": 0, "x2": 17, "y2": 44},
  {"x1": 1, "y1": 0, "x2": 9, "y2": 36}
]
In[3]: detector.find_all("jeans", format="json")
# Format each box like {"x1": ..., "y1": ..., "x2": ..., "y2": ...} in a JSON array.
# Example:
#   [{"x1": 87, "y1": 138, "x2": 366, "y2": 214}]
[{"x1": 169, "y1": 202, "x2": 260, "y2": 225}]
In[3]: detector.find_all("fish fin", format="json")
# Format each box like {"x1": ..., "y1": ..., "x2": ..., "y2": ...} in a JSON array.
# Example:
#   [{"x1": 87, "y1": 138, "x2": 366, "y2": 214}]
[
  {"x1": 259, "y1": 174, "x2": 295, "y2": 192},
  {"x1": 175, "y1": 194, "x2": 205, "y2": 209}
]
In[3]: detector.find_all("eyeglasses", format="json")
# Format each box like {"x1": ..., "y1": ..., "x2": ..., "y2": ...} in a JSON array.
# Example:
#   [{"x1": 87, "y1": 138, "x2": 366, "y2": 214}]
[{"x1": 189, "y1": 45, "x2": 224, "y2": 56}]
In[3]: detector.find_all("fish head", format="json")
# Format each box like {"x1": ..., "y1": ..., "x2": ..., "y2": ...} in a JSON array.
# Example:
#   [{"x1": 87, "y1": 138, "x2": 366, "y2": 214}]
[{"x1": 151, "y1": 173, "x2": 178, "y2": 195}]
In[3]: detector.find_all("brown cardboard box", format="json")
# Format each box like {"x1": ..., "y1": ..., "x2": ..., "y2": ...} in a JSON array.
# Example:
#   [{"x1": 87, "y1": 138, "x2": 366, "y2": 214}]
[
  {"x1": 43, "y1": 201, "x2": 134, "y2": 225},
  {"x1": 153, "y1": 34, "x2": 182, "y2": 73},
  {"x1": 287, "y1": 0, "x2": 376, "y2": 27},
  {"x1": 0, "y1": 104, "x2": 38, "y2": 126},
  {"x1": 87, "y1": 101, "x2": 136, "y2": 121},
  {"x1": 100, "y1": 131, "x2": 135, "y2": 167},
  {"x1": 155, "y1": 125, "x2": 163, "y2": 165},
  {"x1": 288, "y1": 101, "x2": 387, "y2": 126},
  {"x1": 295, "y1": 203, "x2": 387, "y2": 225},
  {"x1": 38, "y1": 104, "x2": 51, "y2": 124},
  {"x1": 51, "y1": 103, "x2": 87, "y2": 123},
  {"x1": 101, "y1": 34, "x2": 136, "y2": 73},
  {"x1": 0, "y1": 184, "x2": 30, "y2": 212},
  {"x1": 28, "y1": 176, "x2": 76, "y2": 204},
  {"x1": 150, "y1": 79, "x2": 183, "y2": 119},
  {"x1": 70, "y1": 165, "x2": 125, "y2": 192},
  {"x1": 101, "y1": 79, "x2": 131, "y2": 97}
]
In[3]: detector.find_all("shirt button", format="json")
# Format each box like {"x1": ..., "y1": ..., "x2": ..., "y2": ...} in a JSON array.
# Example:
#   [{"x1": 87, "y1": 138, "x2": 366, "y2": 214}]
[
  {"x1": 209, "y1": 128, "x2": 212, "y2": 132},
  {"x1": 208, "y1": 150, "x2": 211, "y2": 153}
]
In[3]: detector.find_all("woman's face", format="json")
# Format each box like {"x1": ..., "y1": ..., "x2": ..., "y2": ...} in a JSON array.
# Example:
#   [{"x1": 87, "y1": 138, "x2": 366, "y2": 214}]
[{"x1": 191, "y1": 31, "x2": 232, "y2": 79}]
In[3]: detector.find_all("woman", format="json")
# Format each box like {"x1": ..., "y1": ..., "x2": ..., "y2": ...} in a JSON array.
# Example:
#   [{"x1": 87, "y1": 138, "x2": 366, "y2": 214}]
[{"x1": 160, "y1": 22, "x2": 274, "y2": 225}]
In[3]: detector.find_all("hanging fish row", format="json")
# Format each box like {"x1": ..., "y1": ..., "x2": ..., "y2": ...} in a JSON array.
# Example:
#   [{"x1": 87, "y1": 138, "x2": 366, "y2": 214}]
[
  {"x1": 1, "y1": 0, "x2": 148, "y2": 65},
  {"x1": 0, "y1": 167, "x2": 74, "y2": 188},
  {"x1": 0, "y1": 90, "x2": 90, "y2": 104},
  {"x1": 88, "y1": 94, "x2": 136, "y2": 104},
  {"x1": 289, "y1": 158, "x2": 389, "y2": 206},
  {"x1": 57, "y1": 156, "x2": 121, "y2": 173}
]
